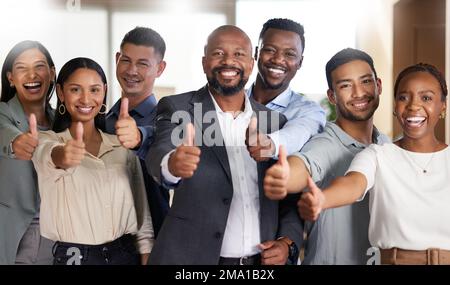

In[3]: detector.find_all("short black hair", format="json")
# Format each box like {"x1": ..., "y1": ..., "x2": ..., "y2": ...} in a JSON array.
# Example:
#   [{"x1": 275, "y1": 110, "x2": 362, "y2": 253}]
[
  {"x1": 394, "y1": 63, "x2": 447, "y2": 102},
  {"x1": 53, "y1": 57, "x2": 108, "y2": 133},
  {"x1": 1, "y1": 40, "x2": 56, "y2": 105},
  {"x1": 120, "y1": 26, "x2": 166, "y2": 59},
  {"x1": 259, "y1": 18, "x2": 305, "y2": 51},
  {"x1": 326, "y1": 48, "x2": 378, "y2": 90}
]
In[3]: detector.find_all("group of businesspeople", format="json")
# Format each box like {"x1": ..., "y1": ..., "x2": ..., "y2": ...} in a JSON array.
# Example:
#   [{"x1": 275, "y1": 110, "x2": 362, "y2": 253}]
[{"x1": 0, "y1": 17, "x2": 448, "y2": 266}]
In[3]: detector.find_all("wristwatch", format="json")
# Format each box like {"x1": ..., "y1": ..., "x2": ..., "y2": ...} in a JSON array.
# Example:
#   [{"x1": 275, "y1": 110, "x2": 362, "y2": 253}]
[
  {"x1": 277, "y1": 236, "x2": 299, "y2": 265},
  {"x1": 9, "y1": 141, "x2": 16, "y2": 158}
]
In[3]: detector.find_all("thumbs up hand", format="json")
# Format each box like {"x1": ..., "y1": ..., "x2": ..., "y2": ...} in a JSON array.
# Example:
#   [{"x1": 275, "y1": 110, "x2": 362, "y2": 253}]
[
  {"x1": 168, "y1": 122, "x2": 201, "y2": 178},
  {"x1": 298, "y1": 177, "x2": 325, "y2": 221},
  {"x1": 264, "y1": 145, "x2": 290, "y2": 200},
  {"x1": 11, "y1": 113, "x2": 39, "y2": 160},
  {"x1": 54, "y1": 122, "x2": 86, "y2": 169},
  {"x1": 245, "y1": 116, "x2": 275, "y2": 162},
  {"x1": 115, "y1": 97, "x2": 141, "y2": 149}
]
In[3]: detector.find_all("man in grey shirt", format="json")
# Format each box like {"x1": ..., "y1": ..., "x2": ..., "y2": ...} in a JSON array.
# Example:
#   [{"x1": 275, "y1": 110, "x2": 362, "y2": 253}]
[{"x1": 263, "y1": 48, "x2": 390, "y2": 264}]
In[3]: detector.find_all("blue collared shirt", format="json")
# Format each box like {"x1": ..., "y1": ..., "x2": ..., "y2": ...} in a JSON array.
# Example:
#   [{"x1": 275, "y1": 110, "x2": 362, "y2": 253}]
[
  {"x1": 247, "y1": 86, "x2": 326, "y2": 156},
  {"x1": 105, "y1": 95, "x2": 157, "y2": 161}
]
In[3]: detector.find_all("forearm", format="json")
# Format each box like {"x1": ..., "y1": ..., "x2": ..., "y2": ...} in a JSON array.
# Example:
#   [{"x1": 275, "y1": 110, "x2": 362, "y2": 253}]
[
  {"x1": 322, "y1": 172, "x2": 367, "y2": 209},
  {"x1": 286, "y1": 156, "x2": 309, "y2": 193}
]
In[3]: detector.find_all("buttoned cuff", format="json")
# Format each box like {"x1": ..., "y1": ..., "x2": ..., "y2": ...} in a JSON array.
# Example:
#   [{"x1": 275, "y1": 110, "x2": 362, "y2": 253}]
[{"x1": 161, "y1": 150, "x2": 181, "y2": 184}]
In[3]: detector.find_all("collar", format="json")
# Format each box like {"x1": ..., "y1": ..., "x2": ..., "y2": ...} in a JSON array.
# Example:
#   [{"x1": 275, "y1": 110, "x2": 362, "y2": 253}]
[
  {"x1": 247, "y1": 84, "x2": 292, "y2": 108},
  {"x1": 327, "y1": 121, "x2": 384, "y2": 147},
  {"x1": 209, "y1": 89, "x2": 254, "y2": 120},
  {"x1": 8, "y1": 95, "x2": 54, "y2": 130},
  {"x1": 110, "y1": 95, "x2": 157, "y2": 118}
]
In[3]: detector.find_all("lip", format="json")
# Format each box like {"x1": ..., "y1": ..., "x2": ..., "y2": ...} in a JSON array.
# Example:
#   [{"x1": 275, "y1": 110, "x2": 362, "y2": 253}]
[
  {"x1": 22, "y1": 81, "x2": 43, "y2": 95},
  {"x1": 264, "y1": 65, "x2": 286, "y2": 78},
  {"x1": 122, "y1": 77, "x2": 141, "y2": 87},
  {"x1": 403, "y1": 115, "x2": 427, "y2": 129},
  {"x1": 76, "y1": 106, "x2": 95, "y2": 114},
  {"x1": 349, "y1": 99, "x2": 372, "y2": 111}
]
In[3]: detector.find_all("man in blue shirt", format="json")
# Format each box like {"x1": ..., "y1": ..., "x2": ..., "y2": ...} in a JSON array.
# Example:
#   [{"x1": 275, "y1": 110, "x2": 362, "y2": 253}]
[
  {"x1": 247, "y1": 18, "x2": 326, "y2": 161},
  {"x1": 105, "y1": 27, "x2": 168, "y2": 237}
]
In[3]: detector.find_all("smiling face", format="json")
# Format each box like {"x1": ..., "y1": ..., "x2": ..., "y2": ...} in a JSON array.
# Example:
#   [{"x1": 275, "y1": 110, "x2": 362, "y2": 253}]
[
  {"x1": 116, "y1": 43, "x2": 165, "y2": 99},
  {"x1": 328, "y1": 59, "x2": 381, "y2": 122},
  {"x1": 394, "y1": 71, "x2": 446, "y2": 141},
  {"x1": 7, "y1": 48, "x2": 55, "y2": 105},
  {"x1": 257, "y1": 28, "x2": 303, "y2": 91},
  {"x1": 202, "y1": 27, "x2": 254, "y2": 96},
  {"x1": 57, "y1": 68, "x2": 106, "y2": 124}
]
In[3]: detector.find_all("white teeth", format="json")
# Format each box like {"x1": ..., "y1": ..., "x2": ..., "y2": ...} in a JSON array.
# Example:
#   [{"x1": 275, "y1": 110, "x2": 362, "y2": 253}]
[
  {"x1": 124, "y1": 78, "x2": 139, "y2": 83},
  {"x1": 353, "y1": 102, "x2": 368, "y2": 108},
  {"x1": 23, "y1": 82, "x2": 41, "y2": 87},
  {"x1": 221, "y1": 71, "x2": 237, "y2": 76},
  {"x1": 77, "y1": 107, "x2": 93, "y2": 114},
  {"x1": 268, "y1": 68, "x2": 285, "y2": 74},
  {"x1": 406, "y1": 116, "x2": 426, "y2": 124}
]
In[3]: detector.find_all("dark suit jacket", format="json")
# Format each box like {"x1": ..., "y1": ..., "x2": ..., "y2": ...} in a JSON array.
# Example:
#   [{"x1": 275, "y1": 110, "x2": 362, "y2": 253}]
[{"x1": 146, "y1": 86, "x2": 303, "y2": 265}]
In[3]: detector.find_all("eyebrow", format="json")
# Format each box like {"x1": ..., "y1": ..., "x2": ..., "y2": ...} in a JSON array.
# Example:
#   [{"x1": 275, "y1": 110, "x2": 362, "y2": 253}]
[
  {"x1": 14, "y1": 60, "x2": 47, "y2": 66},
  {"x1": 335, "y1": 73, "x2": 373, "y2": 85},
  {"x1": 67, "y1": 83, "x2": 103, "y2": 88}
]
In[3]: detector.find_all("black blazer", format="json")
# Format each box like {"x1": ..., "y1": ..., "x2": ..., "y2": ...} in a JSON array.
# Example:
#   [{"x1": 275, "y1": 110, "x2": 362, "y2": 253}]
[{"x1": 146, "y1": 86, "x2": 303, "y2": 265}]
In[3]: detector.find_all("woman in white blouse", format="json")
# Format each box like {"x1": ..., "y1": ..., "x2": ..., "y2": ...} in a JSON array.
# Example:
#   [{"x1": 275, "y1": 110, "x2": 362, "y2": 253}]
[
  {"x1": 32, "y1": 57, "x2": 153, "y2": 265},
  {"x1": 299, "y1": 63, "x2": 449, "y2": 265}
]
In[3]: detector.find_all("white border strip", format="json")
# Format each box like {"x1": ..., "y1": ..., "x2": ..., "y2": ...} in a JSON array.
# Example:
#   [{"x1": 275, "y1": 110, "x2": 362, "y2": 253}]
[{"x1": 446, "y1": 0, "x2": 450, "y2": 144}]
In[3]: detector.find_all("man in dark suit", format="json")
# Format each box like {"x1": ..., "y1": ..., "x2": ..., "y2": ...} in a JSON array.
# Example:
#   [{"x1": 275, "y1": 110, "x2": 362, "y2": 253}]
[{"x1": 146, "y1": 25, "x2": 302, "y2": 265}]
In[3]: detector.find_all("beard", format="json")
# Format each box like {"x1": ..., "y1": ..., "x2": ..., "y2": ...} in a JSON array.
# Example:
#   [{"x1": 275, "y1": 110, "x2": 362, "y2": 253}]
[{"x1": 207, "y1": 66, "x2": 248, "y2": 96}]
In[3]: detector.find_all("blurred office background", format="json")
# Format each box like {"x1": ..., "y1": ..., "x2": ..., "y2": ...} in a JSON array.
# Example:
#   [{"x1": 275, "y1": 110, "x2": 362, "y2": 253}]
[{"x1": 0, "y1": 0, "x2": 448, "y2": 141}]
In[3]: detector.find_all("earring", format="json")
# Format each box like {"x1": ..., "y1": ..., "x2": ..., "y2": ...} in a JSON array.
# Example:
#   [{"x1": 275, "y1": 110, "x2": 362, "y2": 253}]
[
  {"x1": 440, "y1": 111, "x2": 446, "y2": 119},
  {"x1": 98, "y1": 104, "x2": 107, "y2": 115},
  {"x1": 10, "y1": 83, "x2": 14, "y2": 88},
  {"x1": 392, "y1": 111, "x2": 397, "y2": 117},
  {"x1": 58, "y1": 104, "x2": 66, "y2": 115}
]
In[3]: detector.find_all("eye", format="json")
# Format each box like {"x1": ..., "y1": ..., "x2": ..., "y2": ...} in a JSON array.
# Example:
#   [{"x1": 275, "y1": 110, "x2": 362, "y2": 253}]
[
  {"x1": 422, "y1": 95, "x2": 432, "y2": 102},
  {"x1": 120, "y1": 58, "x2": 130, "y2": 63},
  {"x1": 262, "y1": 47, "x2": 276, "y2": 54},
  {"x1": 339, "y1": 83, "x2": 352, "y2": 89},
  {"x1": 91, "y1": 87, "x2": 100, "y2": 93},
  {"x1": 212, "y1": 51, "x2": 224, "y2": 56},
  {"x1": 235, "y1": 52, "x2": 245, "y2": 57},
  {"x1": 70, "y1": 87, "x2": 80, "y2": 93},
  {"x1": 362, "y1": 78, "x2": 374, "y2": 84},
  {"x1": 285, "y1": 52, "x2": 297, "y2": 59},
  {"x1": 396, "y1": 94, "x2": 408, "y2": 101}
]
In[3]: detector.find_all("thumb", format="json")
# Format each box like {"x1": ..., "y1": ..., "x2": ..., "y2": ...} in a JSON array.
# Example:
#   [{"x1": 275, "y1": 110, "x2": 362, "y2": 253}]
[
  {"x1": 29, "y1": 113, "x2": 38, "y2": 139},
  {"x1": 247, "y1": 116, "x2": 258, "y2": 146},
  {"x1": 258, "y1": 240, "x2": 275, "y2": 250},
  {"x1": 119, "y1": 97, "x2": 129, "y2": 119},
  {"x1": 75, "y1": 122, "x2": 84, "y2": 143},
  {"x1": 277, "y1": 145, "x2": 287, "y2": 166},
  {"x1": 183, "y1": 123, "x2": 195, "y2": 146},
  {"x1": 307, "y1": 176, "x2": 320, "y2": 197}
]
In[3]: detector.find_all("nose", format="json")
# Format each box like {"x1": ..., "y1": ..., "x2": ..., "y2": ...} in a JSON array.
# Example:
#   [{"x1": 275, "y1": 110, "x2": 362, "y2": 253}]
[
  {"x1": 352, "y1": 83, "x2": 366, "y2": 98},
  {"x1": 79, "y1": 90, "x2": 90, "y2": 104},
  {"x1": 407, "y1": 95, "x2": 421, "y2": 111},
  {"x1": 220, "y1": 53, "x2": 237, "y2": 66},
  {"x1": 270, "y1": 51, "x2": 285, "y2": 65},
  {"x1": 125, "y1": 63, "x2": 138, "y2": 75}
]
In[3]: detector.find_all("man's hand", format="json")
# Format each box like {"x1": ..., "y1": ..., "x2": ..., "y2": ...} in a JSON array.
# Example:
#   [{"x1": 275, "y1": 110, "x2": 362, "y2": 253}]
[
  {"x1": 259, "y1": 240, "x2": 289, "y2": 265},
  {"x1": 168, "y1": 123, "x2": 201, "y2": 178},
  {"x1": 246, "y1": 116, "x2": 275, "y2": 162},
  {"x1": 264, "y1": 145, "x2": 289, "y2": 200},
  {"x1": 12, "y1": 113, "x2": 39, "y2": 160},
  {"x1": 298, "y1": 177, "x2": 325, "y2": 221},
  {"x1": 52, "y1": 122, "x2": 86, "y2": 169},
  {"x1": 116, "y1": 97, "x2": 141, "y2": 149}
]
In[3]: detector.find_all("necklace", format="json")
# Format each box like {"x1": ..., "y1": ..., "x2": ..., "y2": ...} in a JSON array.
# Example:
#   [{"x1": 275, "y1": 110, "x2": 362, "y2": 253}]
[{"x1": 402, "y1": 150, "x2": 435, "y2": 174}]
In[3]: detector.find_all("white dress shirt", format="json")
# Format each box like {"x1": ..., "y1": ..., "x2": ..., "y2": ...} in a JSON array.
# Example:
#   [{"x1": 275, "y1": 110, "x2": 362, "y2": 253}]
[{"x1": 161, "y1": 92, "x2": 261, "y2": 257}]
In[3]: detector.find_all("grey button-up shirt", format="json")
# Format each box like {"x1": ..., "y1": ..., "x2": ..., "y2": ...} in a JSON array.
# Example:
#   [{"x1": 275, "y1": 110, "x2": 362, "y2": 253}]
[{"x1": 292, "y1": 122, "x2": 390, "y2": 265}]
